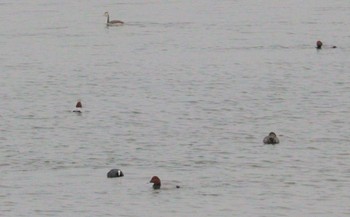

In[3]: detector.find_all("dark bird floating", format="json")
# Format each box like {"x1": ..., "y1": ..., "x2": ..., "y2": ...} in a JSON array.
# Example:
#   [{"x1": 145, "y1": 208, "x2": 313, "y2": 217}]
[
  {"x1": 263, "y1": 132, "x2": 280, "y2": 145},
  {"x1": 107, "y1": 169, "x2": 124, "y2": 178}
]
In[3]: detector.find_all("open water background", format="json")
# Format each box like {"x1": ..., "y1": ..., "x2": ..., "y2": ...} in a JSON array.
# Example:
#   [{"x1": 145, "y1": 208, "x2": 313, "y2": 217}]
[{"x1": 1, "y1": 1, "x2": 350, "y2": 216}]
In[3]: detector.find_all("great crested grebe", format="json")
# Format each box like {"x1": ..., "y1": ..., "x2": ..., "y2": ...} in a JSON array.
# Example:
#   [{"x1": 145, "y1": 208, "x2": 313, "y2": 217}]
[{"x1": 104, "y1": 12, "x2": 124, "y2": 26}]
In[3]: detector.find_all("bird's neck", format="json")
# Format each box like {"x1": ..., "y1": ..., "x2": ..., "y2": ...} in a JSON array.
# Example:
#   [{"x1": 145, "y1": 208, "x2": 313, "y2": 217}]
[
  {"x1": 107, "y1": 15, "x2": 109, "y2": 23},
  {"x1": 153, "y1": 183, "x2": 161, "y2": 189}
]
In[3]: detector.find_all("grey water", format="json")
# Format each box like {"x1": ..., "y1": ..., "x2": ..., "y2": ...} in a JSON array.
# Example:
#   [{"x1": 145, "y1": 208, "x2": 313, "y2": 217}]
[{"x1": 1, "y1": 1, "x2": 350, "y2": 216}]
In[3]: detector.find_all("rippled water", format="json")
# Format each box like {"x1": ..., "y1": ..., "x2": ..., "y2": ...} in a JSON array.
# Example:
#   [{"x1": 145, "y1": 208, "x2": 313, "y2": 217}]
[{"x1": 1, "y1": 1, "x2": 350, "y2": 216}]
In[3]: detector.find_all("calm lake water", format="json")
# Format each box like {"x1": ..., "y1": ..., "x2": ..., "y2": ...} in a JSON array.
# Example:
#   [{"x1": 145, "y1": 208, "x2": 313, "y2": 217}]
[{"x1": 1, "y1": 1, "x2": 350, "y2": 216}]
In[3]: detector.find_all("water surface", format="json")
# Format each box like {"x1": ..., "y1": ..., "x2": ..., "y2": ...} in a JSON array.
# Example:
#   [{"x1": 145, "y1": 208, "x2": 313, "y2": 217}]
[{"x1": 1, "y1": 1, "x2": 350, "y2": 216}]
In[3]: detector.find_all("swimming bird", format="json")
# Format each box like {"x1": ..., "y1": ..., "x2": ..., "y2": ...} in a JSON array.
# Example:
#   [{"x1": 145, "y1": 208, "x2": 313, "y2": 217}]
[
  {"x1": 73, "y1": 101, "x2": 82, "y2": 113},
  {"x1": 107, "y1": 169, "x2": 124, "y2": 178},
  {"x1": 150, "y1": 176, "x2": 161, "y2": 189},
  {"x1": 263, "y1": 132, "x2": 279, "y2": 144},
  {"x1": 316, "y1": 40, "x2": 336, "y2": 49},
  {"x1": 316, "y1": 40, "x2": 323, "y2": 49},
  {"x1": 149, "y1": 176, "x2": 180, "y2": 189},
  {"x1": 104, "y1": 12, "x2": 124, "y2": 26}
]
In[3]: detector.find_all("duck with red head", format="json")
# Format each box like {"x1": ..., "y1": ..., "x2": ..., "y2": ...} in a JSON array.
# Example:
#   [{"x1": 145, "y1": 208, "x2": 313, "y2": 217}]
[
  {"x1": 73, "y1": 101, "x2": 82, "y2": 113},
  {"x1": 149, "y1": 176, "x2": 180, "y2": 189},
  {"x1": 316, "y1": 40, "x2": 336, "y2": 49},
  {"x1": 150, "y1": 176, "x2": 161, "y2": 189},
  {"x1": 316, "y1": 40, "x2": 323, "y2": 49},
  {"x1": 76, "y1": 101, "x2": 82, "y2": 108}
]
